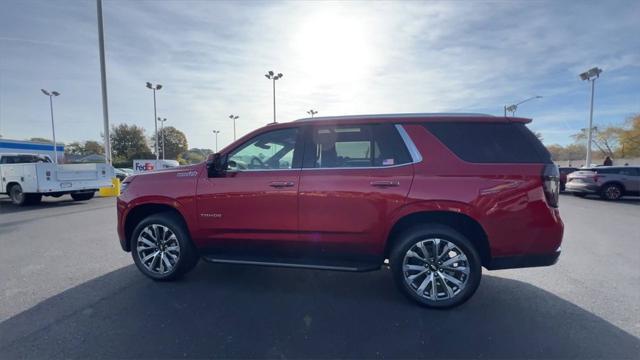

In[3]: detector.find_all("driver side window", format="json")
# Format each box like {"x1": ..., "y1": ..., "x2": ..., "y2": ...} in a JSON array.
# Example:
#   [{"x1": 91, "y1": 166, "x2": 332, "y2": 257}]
[{"x1": 227, "y1": 128, "x2": 299, "y2": 171}]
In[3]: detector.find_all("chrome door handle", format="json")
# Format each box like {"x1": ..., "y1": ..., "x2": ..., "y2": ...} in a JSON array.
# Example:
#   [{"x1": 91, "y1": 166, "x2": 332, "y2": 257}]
[
  {"x1": 269, "y1": 181, "x2": 295, "y2": 188},
  {"x1": 370, "y1": 180, "x2": 399, "y2": 187}
]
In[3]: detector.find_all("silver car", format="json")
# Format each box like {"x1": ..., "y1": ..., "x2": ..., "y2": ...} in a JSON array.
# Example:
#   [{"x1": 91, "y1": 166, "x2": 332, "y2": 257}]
[{"x1": 566, "y1": 166, "x2": 640, "y2": 200}]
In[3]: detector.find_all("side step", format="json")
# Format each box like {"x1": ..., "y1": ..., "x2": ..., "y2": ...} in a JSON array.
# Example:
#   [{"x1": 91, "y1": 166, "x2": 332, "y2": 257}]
[{"x1": 201, "y1": 255, "x2": 380, "y2": 272}]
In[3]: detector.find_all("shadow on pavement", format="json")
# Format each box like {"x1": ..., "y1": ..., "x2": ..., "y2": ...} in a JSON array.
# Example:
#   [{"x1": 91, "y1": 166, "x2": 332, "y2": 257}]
[{"x1": 1, "y1": 263, "x2": 638, "y2": 358}]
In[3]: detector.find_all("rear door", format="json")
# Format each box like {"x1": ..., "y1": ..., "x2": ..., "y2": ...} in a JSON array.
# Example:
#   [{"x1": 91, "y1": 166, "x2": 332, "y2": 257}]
[
  {"x1": 297, "y1": 123, "x2": 417, "y2": 263},
  {"x1": 618, "y1": 167, "x2": 640, "y2": 193}
]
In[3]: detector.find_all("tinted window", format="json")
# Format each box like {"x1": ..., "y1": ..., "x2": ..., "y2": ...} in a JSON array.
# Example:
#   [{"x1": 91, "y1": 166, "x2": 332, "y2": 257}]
[
  {"x1": 618, "y1": 168, "x2": 638, "y2": 176},
  {"x1": 303, "y1": 124, "x2": 412, "y2": 168},
  {"x1": 227, "y1": 128, "x2": 299, "y2": 170},
  {"x1": 595, "y1": 168, "x2": 620, "y2": 174},
  {"x1": 423, "y1": 122, "x2": 551, "y2": 163}
]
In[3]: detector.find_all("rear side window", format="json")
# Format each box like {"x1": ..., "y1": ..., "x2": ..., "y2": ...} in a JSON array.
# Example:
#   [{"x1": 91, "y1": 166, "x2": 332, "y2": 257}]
[
  {"x1": 303, "y1": 124, "x2": 412, "y2": 168},
  {"x1": 423, "y1": 122, "x2": 551, "y2": 163}
]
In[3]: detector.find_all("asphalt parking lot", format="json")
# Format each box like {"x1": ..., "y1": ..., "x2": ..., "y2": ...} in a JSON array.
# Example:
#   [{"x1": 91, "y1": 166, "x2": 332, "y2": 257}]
[{"x1": 0, "y1": 194, "x2": 639, "y2": 358}]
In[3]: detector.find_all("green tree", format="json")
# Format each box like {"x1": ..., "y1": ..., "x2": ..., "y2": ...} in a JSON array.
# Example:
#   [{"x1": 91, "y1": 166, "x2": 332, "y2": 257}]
[
  {"x1": 111, "y1": 124, "x2": 153, "y2": 163},
  {"x1": 618, "y1": 114, "x2": 640, "y2": 157},
  {"x1": 153, "y1": 126, "x2": 188, "y2": 160},
  {"x1": 84, "y1": 140, "x2": 104, "y2": 155}
]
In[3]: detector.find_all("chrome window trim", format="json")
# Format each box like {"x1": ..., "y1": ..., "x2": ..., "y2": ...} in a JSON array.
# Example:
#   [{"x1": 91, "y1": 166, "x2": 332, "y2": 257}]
[
  {"x1": 227, "y1": 124, "x2": 422, "y2": 172},
  {"x1": 395, "y1": 124, "x2": 423, "y2": 163}
]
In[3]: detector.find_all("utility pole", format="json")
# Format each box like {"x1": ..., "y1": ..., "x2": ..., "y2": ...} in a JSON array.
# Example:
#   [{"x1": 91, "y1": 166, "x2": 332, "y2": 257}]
[
  {"x1": 212, "y1": 130, "x2": 220, "y2": 152},
  {"x1": 229, "y1": 114, "x2": 239, "y2": 141},
  {"x1": 158, "y1": 117, "x2": 167, "y2": 160},
  {"x1": 146, "y1": 82, "x2": 162, "y2": 160},
  {"x1": 264, "y1": 71, "x2": 283, "y2": 123},
  {"x1": 41, "y1": 89, "x2": 60, "y2": 164},
  {"x1": 579, "y1": 67, "x2": 603, "y2": 168},
  {"x1": 97, "y1": 0, "x2": 111, "y2": 165}
]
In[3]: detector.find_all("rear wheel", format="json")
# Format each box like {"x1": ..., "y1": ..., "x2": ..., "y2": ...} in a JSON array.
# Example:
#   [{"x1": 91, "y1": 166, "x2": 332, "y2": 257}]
[
  {"x1": 131, "y1": 212, "x2": 199, "y2": 281},
  {"x1": 600, "y1": 184, "x2": 623, "y2": 201},
  {"x1": 71, "y1": 192, "x2": 95, "y2": 201},
  {"x1": 390, "y1": 224, "x2": 482, "y2": 308}
]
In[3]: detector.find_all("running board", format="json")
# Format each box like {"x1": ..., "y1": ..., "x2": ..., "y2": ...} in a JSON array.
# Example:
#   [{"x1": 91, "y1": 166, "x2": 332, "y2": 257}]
[{"x1": 202, "y1": 256, "x2": 380, "y2": 272}]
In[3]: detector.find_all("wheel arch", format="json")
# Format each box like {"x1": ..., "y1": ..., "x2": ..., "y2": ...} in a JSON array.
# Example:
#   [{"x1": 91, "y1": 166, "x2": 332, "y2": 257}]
[
  {"x1": 124, "y1": 203, "x2": 189, "y2": 251},
  {"x1": 385, "y1": 210, "x2": 491, "y2": 266}
]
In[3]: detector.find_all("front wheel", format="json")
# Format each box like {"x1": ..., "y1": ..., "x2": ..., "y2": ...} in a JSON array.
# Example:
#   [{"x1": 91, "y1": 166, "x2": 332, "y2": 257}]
[
  {"x1": 390, "y1": 224, "x2": 482, "y2": 308},
  {"x1": 131, "y1": 212, "x2": 199, "y2": 281}
]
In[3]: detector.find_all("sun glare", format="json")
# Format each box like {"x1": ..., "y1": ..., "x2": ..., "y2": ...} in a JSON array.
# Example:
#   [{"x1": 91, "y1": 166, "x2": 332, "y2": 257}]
[{"x1": 290, "y1": 10, "x2": 375, "y2": 85}]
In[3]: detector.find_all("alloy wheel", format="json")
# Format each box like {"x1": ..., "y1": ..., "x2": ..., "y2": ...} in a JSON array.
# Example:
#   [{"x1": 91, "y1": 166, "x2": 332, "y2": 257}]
[
  {"x1": 136, "y1": 224, "x2": 181, "y2": 275},
  {"x1": 605, "y1": 186, "x2": 621, "y2": 200},
  {"x1": 402, "y1": 238, "x2": 471, "y2": 301}
]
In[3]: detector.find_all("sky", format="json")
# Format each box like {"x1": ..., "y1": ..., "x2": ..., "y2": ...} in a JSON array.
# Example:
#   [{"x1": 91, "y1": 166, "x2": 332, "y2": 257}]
[{"x1": 0, "y1": 0, "x2": 638, "y2": 150}]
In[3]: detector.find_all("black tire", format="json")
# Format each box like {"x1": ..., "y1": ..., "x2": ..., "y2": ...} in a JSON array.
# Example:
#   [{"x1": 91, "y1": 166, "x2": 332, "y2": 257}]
[
  {"x1": 131, "y1": 212, "x2": 199, "y2": 281},
  {"x1": 600, "y1": 183, "x2": 623, "y2": 201},
  {"x1": 390, "y1": 224, "x2": 482, "y2": 308},
  {"x1": 8, "y1": 184, "x2": 27, "y2": 206},
  {"x1": 71, "y1": 192, "x2": 95, "y2": 201},
  {"x1": 572, "y1": 193, "x2": 587, "y2": 198}
]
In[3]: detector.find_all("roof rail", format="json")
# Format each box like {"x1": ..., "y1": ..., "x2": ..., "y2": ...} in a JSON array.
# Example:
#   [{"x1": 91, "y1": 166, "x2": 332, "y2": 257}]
[{"x1": 295, "y1": 112, "x2": 495, "y2": 122}]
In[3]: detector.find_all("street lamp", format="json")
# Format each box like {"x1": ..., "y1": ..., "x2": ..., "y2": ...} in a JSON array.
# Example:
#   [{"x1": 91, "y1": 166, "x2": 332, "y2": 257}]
[
  {"x1": 504, "y1": 96, "x2": 542, "y2": 117},
  {"x1": 212, "y1": 130, "x2": 220, "y2": 152},
  {"x1": 158, "y1": 117, "x2": 167, "y2": 160},
  {"x1": 307, "y1": 109, "x2": 318, "y2": 118},
  {"x1": 40, "y1": 89, "x2": 61, "y2": 164},
  {"x1": 265, "y1": 70, "x2": 283, "y2": 123},
  {"x1": 229, "y1": 114, "x2": 239, "y2": 141},
  {"x1": 579, "y1": 67, "x2": 603, "y2": 168},
  {"x1": 146, "y1": 82, "x2": 162, "y2": 160}
]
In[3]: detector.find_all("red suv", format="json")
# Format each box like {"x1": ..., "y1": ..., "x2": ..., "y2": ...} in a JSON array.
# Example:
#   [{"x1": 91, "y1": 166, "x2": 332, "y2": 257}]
[{"x1": 117, "y1": 113, "x2": 563, "y2": 308}]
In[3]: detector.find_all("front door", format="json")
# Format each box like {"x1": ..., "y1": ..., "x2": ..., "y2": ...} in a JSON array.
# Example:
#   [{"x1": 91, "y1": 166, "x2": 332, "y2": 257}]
[{"x1": 195, "y1": 127, "x2": 303, "y2": 255}]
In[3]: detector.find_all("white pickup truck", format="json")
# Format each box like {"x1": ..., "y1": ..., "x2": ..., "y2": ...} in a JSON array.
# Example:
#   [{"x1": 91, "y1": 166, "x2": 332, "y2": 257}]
[{"x1": 0, "y1": 153, "x2": 114, "y2": 205}]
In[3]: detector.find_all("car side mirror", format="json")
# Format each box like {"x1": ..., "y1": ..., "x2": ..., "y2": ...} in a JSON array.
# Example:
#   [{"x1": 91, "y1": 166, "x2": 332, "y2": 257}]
[{"x1": 206, "y1": 153, "x2": 226, "y2": 177}]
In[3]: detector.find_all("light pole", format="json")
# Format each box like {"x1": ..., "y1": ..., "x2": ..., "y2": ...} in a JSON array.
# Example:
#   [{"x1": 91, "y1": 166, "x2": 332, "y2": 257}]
[
  {"x1": 229, "y1": 114, "x2": 239, "y2": 141},
  {"x1": 504, "y1": 96, "x2": 542, "y2": 117},
  {"x1": 40, "y1": 89, "x2": 60, "y2": 164},
  {"x1": 146, "y1": 82, "x2": 162, "y2": 160},
  {"x1": 580, "y1": 67, "x2": 603, "y2": 168},
  {"x1": 307, "y1": 109, "x2": 318, "y2": 118},
  {"x1": 158, "y1": 117, "x2": 167, "y2": 160},
  {"x1": 264, "y1": 70, "x2": 283, "y2": 123},
  {"x1": 212, "y1": 130, "x2": 220, "y2": 152},
  {"x1": 97, "y1": 0, "x2": 111, "y2": 165}
]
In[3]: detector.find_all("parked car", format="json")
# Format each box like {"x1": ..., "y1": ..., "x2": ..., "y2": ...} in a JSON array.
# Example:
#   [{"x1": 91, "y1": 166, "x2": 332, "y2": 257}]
[
  {"x1": 116, "y1": 113, "x2": 563, "y2": 308},
  {"x1": 559, "y1": 167, "x2": 578, "y2": 191},
  {"x1": 114, "y1": 168, "x2": 130, "y2": 181},
  {"x1": 566, "y1": 166, "x2": 640, "y2": 200}
]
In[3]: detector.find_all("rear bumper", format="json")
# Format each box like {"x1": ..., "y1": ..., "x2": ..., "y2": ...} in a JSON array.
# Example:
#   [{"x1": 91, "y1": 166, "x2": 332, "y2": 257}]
[{"x1": 486, "y1": 250, "x2": 561, "y2": 270}]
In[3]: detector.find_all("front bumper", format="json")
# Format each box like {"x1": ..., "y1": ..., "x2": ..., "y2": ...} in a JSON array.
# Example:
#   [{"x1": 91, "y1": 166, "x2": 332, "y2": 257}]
[{"x1": 485, "y1": 250, "x2": 561, "y2": 270}]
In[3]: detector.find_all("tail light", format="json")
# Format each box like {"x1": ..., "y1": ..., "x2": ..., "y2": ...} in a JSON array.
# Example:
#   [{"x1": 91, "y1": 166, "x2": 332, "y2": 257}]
[{"x1": 542, "y1": 164, "x2": 559, "y2": 208}]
